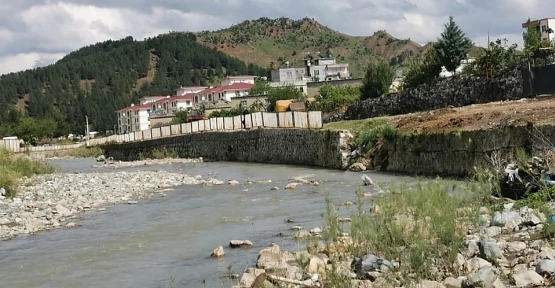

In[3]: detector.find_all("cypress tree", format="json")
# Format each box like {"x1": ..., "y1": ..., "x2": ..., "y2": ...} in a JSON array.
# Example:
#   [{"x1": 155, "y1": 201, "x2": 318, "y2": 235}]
[{"x1": 434, "y1": 16, "x2": 473, "y2": 74}]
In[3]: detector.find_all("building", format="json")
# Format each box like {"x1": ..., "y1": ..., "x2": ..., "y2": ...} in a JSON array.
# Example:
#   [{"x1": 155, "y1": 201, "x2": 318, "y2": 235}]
[
  {"x1": 230, "y1": 95, "x2": 270, "y2": 110},
  {"x1": 271, "y1": 67, "x2": 307, "y2": 82},
  {"x1": 269, "y1": 80, "x2": 308, "y2": 96},
  {"x1": 116, "y1": 103, "x2": 151, "y2": 134},
  {"x1": 194, "y1": 82, "x2": 255, "y2": 104},
  {"x1": 220, "y1": 75, "x2": 256, "y2": 86},
  {"x1": 307, "y1": 58, "x2": 350, "y2": 82},
  {"x1": 270, "y1": 57, "x2": 350, "y2": 84},
  {"x1": 139, "y1": 96, "x2": 166, "y2": 105},
  {"x1": 522, "y1": 18, "x2": 555, "y2": 41},
  {"x1": 176, "y1": 86, "x2": 207, "y2": 96},
  {"x1": 150, "y1": 93, "x2": 195, "y2": 116}
]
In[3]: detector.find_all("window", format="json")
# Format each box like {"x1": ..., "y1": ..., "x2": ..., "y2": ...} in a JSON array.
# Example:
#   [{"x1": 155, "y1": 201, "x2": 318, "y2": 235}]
[
  {"x1": 542, "y1": 25, "x2": 547, "y2": 32},
  {"x1": 265, "y1": 99, "x2": 270, "y2": 105},
  {"x1": 286, "y1": 71, "x2": 293, "y2": 79},
  {"x1": 315, "y1": 70, "x2": 320, "y2": 75},
  {"x1": 240, "y1": 100, "x2": 247, "y2": 107},
  {"x1": 299, "y1": 87, "x2": 304, "y2": 92}
]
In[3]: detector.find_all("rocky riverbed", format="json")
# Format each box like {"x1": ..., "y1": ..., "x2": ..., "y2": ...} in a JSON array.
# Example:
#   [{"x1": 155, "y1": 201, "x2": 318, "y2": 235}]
[
  {"x1": 229, "y1": 200, "x2": 555, "y2": 288},
  {"x1": 0, "y1": 170, "x2": 225, "y2": 240},
  {"x1": 93, "y1": 156, "x2": 204, "y2": 168}
]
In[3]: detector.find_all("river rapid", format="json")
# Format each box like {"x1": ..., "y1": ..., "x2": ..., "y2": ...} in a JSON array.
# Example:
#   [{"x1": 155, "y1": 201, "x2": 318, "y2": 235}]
[{"x1": 0, "y1": 159, "x2": 417, "y2": 288}]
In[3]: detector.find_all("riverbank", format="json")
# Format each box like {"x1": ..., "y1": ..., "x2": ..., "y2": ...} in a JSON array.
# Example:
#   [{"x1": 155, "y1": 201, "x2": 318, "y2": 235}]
[
  {"x1": 231, "y1": 179, "x2": 555, "y2": 288},
  {"x1": 326, "y1": 97, "x2": 555, "y2": 177}
]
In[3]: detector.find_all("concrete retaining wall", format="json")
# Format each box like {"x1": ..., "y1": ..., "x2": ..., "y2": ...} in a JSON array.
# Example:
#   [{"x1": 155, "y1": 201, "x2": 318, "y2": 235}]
[{"x1": 102, "y1": 129, "x2": 351, "y2": 169}]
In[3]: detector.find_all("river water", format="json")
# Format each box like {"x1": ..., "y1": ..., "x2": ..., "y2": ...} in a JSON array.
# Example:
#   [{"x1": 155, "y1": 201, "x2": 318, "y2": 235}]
[{"x1": 0, "y1": 160, "x2": 416, "y2": 288}]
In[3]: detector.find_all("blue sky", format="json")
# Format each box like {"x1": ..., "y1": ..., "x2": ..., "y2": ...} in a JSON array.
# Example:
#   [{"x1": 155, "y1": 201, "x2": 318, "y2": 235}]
[{"x1": 0, "y1": 0, "x2": 551, "y2": 75}]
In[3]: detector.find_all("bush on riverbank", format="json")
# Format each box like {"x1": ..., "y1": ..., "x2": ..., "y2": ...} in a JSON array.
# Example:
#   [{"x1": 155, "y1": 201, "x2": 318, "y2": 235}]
[
  {"x1": 0, "y1": 149, "x2": 57, "y2": 198},
  {"x1": 44, "y1": 146, "x2": 104, "y2": 158},
  {"x1": 323, "y1": 180, "x2": 481, "y2": 286},
  {"x1": 356, "y1": 123, "x2": 397, "y2": 153}
]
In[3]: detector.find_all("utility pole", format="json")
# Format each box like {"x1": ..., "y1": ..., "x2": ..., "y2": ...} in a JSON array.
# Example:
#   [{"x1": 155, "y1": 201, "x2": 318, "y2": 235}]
[{"x1": 85, "y1": 115, "x2": 90, "y2": 144}]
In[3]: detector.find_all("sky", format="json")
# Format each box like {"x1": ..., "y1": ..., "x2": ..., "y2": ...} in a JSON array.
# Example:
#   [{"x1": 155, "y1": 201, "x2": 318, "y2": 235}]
[{"x1": 0, "y1": 0, "x2": 551, "y2": 75}]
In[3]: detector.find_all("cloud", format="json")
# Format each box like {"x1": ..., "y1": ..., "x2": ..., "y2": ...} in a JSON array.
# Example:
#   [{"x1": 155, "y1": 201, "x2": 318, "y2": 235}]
[{"x1": 0, "y1": 0, "x2": 551, "y2": 75}]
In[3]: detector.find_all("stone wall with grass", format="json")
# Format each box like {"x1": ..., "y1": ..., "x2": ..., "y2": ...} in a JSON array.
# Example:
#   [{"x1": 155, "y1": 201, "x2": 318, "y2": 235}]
[
  {"x1": 101, "y1": 129, "x2": 352, "y2": 169},
  {"x1": 366, "y1": 124, "x2": 555, "y2": 177},
  {"x1": 344, "y1": 68, "x2": 523, "y2": 120}
]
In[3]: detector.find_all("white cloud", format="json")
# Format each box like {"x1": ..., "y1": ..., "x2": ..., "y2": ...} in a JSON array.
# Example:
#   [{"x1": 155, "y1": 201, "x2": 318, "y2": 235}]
[{"x1": 0, "y1": 0, "x2": 553, "y2": 74}]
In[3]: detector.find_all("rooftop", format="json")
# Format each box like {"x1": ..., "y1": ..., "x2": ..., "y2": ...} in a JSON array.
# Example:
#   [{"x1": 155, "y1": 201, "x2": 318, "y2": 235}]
[{"x1": 117, "y1": 103, "x2": 151, "y2": 112}]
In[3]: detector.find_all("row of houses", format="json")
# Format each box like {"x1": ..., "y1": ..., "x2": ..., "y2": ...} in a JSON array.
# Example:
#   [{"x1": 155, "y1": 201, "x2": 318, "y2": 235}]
[
  {"x1": 116, "y1": 75, "x2": 259, "y2": 133},
  {"x1": 116, "y1": 57, "x2": 354, "y2": 134}
]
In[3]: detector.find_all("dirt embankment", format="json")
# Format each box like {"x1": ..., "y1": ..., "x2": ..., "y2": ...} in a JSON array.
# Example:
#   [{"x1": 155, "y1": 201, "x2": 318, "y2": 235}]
[{"x1": 390, "y1": 97, "x2": 555, "y2": 134}]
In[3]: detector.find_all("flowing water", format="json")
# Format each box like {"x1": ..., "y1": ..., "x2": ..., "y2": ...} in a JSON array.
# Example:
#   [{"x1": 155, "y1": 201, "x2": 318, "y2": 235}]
[{"x1": 0, "y1": 159, "x2": 418, "y2": 288}]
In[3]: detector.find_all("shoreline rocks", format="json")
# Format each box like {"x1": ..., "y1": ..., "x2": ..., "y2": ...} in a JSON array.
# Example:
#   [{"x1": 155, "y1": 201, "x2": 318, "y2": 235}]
[
  {"x1": 0, "y1": 170, "x2": 203, "y2": 240},
  {"x1": 94, "y1": 157, "x2": 204, "y2": 168}
]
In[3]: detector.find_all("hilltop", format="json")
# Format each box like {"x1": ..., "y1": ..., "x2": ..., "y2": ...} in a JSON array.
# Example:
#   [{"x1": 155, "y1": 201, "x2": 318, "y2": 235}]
[
  {"x1": 196, "y1": 17, "x2": 426, "y2": 77},
  {"x1": 0, "y1": 33, "x2": 268, "y2": 135}
]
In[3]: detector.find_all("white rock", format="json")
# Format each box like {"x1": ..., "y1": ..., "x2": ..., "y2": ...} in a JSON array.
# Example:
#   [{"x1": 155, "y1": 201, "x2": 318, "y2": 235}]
[{"x1": 512, "y1": 270, "x2": 543, "y2": 287}]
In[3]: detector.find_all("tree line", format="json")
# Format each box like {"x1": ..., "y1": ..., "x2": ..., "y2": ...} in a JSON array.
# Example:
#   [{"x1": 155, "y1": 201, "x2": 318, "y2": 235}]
[{"x1": 0, "y1": 32, "x2": 270, "y2": 140}]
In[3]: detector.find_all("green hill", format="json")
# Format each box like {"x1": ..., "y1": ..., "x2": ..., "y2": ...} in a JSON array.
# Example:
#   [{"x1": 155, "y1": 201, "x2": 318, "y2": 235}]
[
  {"x1": 0, "y1": 33, "x2": 269, "y2": 136},
  {"x1": 196, "y1": 17, "x2": 426, "y2": 77}
]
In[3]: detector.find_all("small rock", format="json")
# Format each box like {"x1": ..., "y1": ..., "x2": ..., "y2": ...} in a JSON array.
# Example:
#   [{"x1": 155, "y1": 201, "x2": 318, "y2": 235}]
[
  {"x1": 419, "y1": 280, "x2": 446, "y2": 288},
  {"x1": 127, "y1": 201, "x2": 138, "y2": 204},
  {"x1": 463, "y1": 266, "x2": 502, "y2": 288},
  {"x1": 492, "y1": 210, "x2": 522, "y2": 230},
  {"x1": 512, "y1": 270, "x2": 543, "y2": 287},
  {"x1": 55, "y1": 204, "x2": 72, "y2": 217},
  {"x1": 465, "y1": 257, "x2": 492, "y2": 273},
  {"x1": 535, "y1": 259, "x2": 555, "y2": 276},
  {"x1": 96, "y1": 155, "x2": 106, "y2": 162},
  {"x1": 361, "y1": 175, "x2": 374, "y2": 186},
  {"x1": 349, "y1": 162, "x2": 366, "y2": 172},
  {"x1": 285, "y1": 183, "x2": 301, "y2": 190},
  {"x1": 306, "y1": 255, "x2": 327, "y2": 274},
  {"x1": 270, "y1": 187, "x2": 279, "y2": 191},
  {"x1": 211, "y1": 246, "x2": 225, "y2": 258},
  {"x1": 506, "y1": 241, "x2": 527, "y2": 254},
  {"x1": 354, "y1": 254, "x2": 395, "y2": 277},
  {"x1": 480, "y1": 226, "x2": 501, "y2": 237},
  {"x1": 443, "y1": 277, "x2": 462, "y2": 288},
  {"x1": 97, "y1": 208, "x2": 107, "y2": 211},
  {"x1": 479, "y1": 239, "x2": 503, "y2": 261},
  {"x1": 228, "y1": 180, "x2": 240, "y2": 186},
  {"x1": 291, "y1": 225, "x2": 303, "y2": 231},
  {"x1": 310, "y1": 227, "x2": 322, "y2": 235},
  {"x1": 294, "y1": 230, "x2": 312, "y2": 239},
  {"x1": 229, "y1": 240, "x2": 253, "y2": 248}
]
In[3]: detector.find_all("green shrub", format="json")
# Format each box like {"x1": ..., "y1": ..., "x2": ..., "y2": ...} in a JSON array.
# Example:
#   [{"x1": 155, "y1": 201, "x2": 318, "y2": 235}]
[
  {"x1": 356, "y1": 124, "x2": 397, "y2": 153},
  {"x1": 324, "y1": 180, "x2": 478, "y2": 284},
  {"x1": 150, "y1": 148, "x2": 178, "y2": 159},
  {"x1": 65, "y1": 146, "x2": 104, "y2": 158},
  {"x1": 0, "y1": 148, "x2": 57, "y2": 198}
]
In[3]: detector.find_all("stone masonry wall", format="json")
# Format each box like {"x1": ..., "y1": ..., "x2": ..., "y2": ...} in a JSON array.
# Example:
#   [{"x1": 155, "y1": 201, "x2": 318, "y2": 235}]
[
  {"x1": 345, "y1": 68, "x2": 523, "y2": 120},
  {"x1": 373, "y1": 124, "x2": 555, "y2": 177},
  {"x1": 102, "y1": 129, "x2": 352, "y2": 169}
]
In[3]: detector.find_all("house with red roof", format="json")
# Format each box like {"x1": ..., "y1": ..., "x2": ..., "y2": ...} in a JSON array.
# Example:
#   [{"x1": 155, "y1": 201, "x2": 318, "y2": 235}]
[
  {"x1": 194, "y1": 81, "x2": 255, "y2": 104},
  {"x1": 116, "y1": 103, "x2": 152, "y2": 134}
]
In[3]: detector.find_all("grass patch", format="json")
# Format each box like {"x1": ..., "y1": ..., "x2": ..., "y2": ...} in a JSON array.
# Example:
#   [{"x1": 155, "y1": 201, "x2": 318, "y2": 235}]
[
  {"x1": 150, "y1": 148, "x2": 178, "y2": 159},
  {"x1": 323, "y1": 118, "x2": 390, "y2": 134},
  {"x1": 356, "y1": 123, "x2": 397, "y2": 153},
  {"x1": 46, "y1": 146, "x2": 104, "y2": 158},
  {"x1": 324, "y1": 179, "x2": 481, "y2": 284},
  {"x1": 0, "y1": 148, "x2": 57, "y2": 198}
]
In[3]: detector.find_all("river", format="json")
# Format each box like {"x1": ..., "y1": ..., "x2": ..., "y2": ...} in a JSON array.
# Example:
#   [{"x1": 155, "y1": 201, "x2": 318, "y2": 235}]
[{"x1": 0, "y1": 159, "x2": 416, "y2": 288}]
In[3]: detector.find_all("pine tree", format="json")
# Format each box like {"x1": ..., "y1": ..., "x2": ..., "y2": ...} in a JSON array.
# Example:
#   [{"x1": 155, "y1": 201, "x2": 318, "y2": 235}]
[{"x1": 434, "y1": 16, "x2": 473, "y2": 74}]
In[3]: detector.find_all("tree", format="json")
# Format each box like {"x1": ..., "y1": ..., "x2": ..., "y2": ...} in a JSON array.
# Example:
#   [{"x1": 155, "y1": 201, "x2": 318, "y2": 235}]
[
  {"x1": 266, "y1": 85, "x2": 304, "y2": 112},
  {"x1": 170, "y1": 110, "x2": 188, "y2": 124},
  {"x1": 402, "y1": 48, "x2": 442, "y2": 89},
  {"x1": 317, "y1": 85, "x2": 360, "y2": 112},
  {"x1": 360, "y1": 61, "x2": 394, "y2": 100},
  {"x1": 522, "y1": 19, "x2": 554, "y2": 64},
  {"x1": 434, "y1": 16, "x2": 473, "y2": 75},
  {"x1": 467, "y1": 39, "x2": 521, "y2": 77}
]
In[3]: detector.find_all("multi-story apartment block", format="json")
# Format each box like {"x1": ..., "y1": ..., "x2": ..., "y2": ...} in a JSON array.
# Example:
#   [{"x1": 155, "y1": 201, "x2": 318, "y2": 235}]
[
  {"x1": 116, "y1": 103, "x2": 151, "y2": 134},
  {"x1": 522, "y1": 18, "x2": 555, "y2": 41},
  {"x1": 193, "y1": 81, "x2": 255, "y2": 104},
  {"x1": 307, "y1": 58, "x2": 350, "y2": 82},
  {"x1": 220, "y1": 75, "x2": 256, "y2": 86}
]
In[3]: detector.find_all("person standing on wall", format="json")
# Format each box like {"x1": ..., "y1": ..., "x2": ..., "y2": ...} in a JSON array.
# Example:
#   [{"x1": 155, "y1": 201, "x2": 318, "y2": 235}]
[{"x1": 241, "y1": 107, "x2": 249, "y2": 129}]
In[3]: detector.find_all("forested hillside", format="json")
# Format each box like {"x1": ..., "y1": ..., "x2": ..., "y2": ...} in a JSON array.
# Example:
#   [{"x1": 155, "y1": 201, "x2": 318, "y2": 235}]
[{"x1": 0, "y1": 32, "x2": 268, "y2": 136}]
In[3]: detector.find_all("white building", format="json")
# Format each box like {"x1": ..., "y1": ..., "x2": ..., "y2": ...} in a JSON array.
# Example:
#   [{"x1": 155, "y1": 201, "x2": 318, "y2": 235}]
[
  {"x1": 522, "y1": 18, "x2": 555, "y2": 41},
  {"x1": 176, "y1": 86, "x2": 207, "y2": 96},
  {"x1": 220, "y1": 75, "x2": 256, "y2": 86},
  {"x1": 269, "y1": 80, "x2": 308, "y2": 96},
  {"x1": 439, "y1": 58, "x2": 475, "y2": 78},
  {"x1": 116, "y1": 103, "x2": 151, "y2": 134},
  {"x1": 194, "y1": 82, "x2": 255, "y2": 103}
]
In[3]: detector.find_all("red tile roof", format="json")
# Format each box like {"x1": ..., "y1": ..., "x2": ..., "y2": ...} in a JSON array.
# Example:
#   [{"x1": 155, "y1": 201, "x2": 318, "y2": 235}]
[
  {"x1": 225, "y1": 75, "x2": 256, "y2": 79},
  {"x1": 221, "y1": 82, "x2": 254, "y2": 91},
  {"x1": 197, "y1": 86, "x2": 222, "y2": 94},
  {"x1": 117, "y1": 103, "x2": 151, "y2": 112}
]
